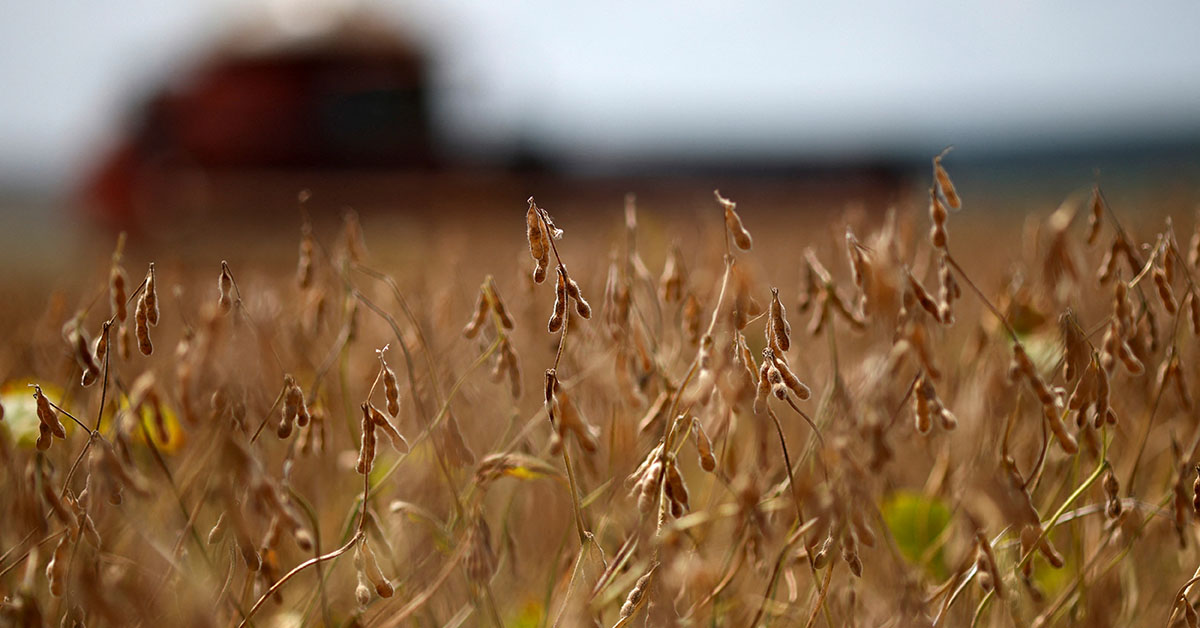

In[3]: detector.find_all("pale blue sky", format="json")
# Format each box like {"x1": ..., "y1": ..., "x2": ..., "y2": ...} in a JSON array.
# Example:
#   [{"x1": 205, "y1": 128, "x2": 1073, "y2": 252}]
[{"x1": 1, "y1": 0, "x2": 1198, "y2": 188}]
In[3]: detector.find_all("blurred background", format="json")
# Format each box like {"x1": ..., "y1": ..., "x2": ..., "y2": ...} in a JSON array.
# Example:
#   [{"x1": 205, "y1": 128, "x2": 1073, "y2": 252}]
[{"x1": 2, "y1": 0, "x2": 1199, "y2": 258}]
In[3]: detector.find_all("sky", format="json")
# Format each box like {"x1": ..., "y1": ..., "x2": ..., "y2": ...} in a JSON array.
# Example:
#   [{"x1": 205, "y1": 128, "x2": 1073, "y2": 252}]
[{"x1": 1, "y1": 0, "x2": 1199, "y2": 189}]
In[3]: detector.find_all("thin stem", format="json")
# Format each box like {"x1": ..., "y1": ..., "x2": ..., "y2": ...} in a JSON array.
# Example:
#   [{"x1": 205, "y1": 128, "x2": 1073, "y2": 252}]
[
  {"x1": 1126, "y1": 308, "x2": 1181, "y2": 492},
  {"x1": 287, "y1": 489, "x2": 334, "y2": 628},
  {"x1": 945, "y1": 252, "x2": 1019, "y2": 343},
  {"x1": 766, "y1": 406, "x2": 803, "y2": 524},
  {"x1": 1032, "y1": 525, "x2": 1118, "y2": 627},
  {"x1": 784, "y1": 396, "x2": 824, "y2": 447},
  {"x1": 94, "y1": 318, "x2": 112, "y2": 431},
  {"x1": 559, "y1": 440, "x2": 589, "y2": 545},
  {"x1": 0, "y1": 529, "x2": 67, "y2": 579},
  {"x1": 248, "y1": 386, "x2": 287, "y2": 444},
  {"x1": 374, "y1": 540, "x2": 470, "y2": 628},
  {"x1": 974, "y1": 455, "x2": 1112, "y2": 622},
  {"x1": 41, "y1": 397, "x2": 90, "y2": 434},
  {"x1": 220, "y1": 260, "x2": 286, "y2": 377},
  {"x1": 803, "y1": 563, "x2": 836, "y2": 628},
  {"x1": 237, "y1": 532, "x2": 363, "y2": 628},
  {"x1": 240, "y1": 419, "x2": 374, "y2": 628}
]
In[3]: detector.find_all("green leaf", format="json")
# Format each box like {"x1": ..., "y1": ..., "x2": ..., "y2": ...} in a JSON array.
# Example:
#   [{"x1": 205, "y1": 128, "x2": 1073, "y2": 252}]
[
  {"x1": 1031, "y1": 530, "x2": 1076, "y2": 597},
  {"x1": 881, "y1": 490, "x2": 952, "y2": 580},
  {"x1": 507, "y1": 601, "x2": 544, "y2": 628}
]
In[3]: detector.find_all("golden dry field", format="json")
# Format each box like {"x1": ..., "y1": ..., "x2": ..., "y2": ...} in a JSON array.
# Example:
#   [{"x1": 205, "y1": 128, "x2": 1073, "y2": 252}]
[{"x1": 4, "y1": 160, "x2": 1200, "y2": 628}]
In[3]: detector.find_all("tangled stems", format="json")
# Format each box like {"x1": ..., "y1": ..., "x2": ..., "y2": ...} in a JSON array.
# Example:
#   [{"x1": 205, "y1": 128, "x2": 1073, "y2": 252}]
[
  {"x1": 240, "y1": 321, "x2": 504, "y2": 627},
  {"x1": 970, "y1": 453, "x2": 1111, "y2": 627},
  {"x1": 238, "y1": 531, "x2": 364, "y2": 628},
  {"x1": 238, "y1": 461, "x2": 371, "y2": 627}
]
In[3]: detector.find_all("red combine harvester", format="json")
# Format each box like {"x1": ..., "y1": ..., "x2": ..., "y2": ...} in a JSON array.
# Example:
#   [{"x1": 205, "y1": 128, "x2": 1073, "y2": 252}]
[
  {"x1": 82, "y1": 10, "x2": 909, "y2": 230},
  {"x1": 83, "y1": 12, "x2": 439, "y2": 228}
]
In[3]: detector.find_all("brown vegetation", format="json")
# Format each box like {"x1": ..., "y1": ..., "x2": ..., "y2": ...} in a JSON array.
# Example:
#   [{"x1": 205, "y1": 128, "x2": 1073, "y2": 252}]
[{"x1": 2, "y1": 156, "x2": 1200, "y2": 627}]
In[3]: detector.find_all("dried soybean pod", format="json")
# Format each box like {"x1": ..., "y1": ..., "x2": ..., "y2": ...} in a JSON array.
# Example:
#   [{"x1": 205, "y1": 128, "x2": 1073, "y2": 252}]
[
  {"x1": 73, "y1": 330, "x2": 100, "y2": 386},
  {"x1": 460, "y1": 516, "x2": 494, "y2": 585},
  {"x1": 1191, "y1": 218, "x2": 1200, "y2": 268},
  {"x1": 1070, "y1": 365, "x2": 1099, "y2": 415},
  {"x1": 355, "y1": 571, "x2": 372, "y2": 607},
  {"x1": 939, "y1": 407, "x2": 959, "y2": 430},
  {"x1": 144, "y1": 263, "x2": 159, "y2": 326},
  {"x1": 526, "y1": 199, "x2": 546, "y2": 260},
  {"x1": 46, "y1": 536, "x2": 69, "y2": 597},
  {"x1": 548, "y1": 268, "x2": 567, "y2": 333},
  {"x1": 486, "y1": 277, "x2": 516, "y2": 329},
  {"x1": 368, "y1": 403, "x2": 409, "y2": 453},
  {"x1": 1172, "y1": 359, "x2": 1194, "y2": 410},
  {"x1": 94, "y1": 322, "x2": 109, "y2": 365},
  {"x1": 109, "y1": 263, "x2": 128, "y2": 323},
  {"x1": 660, "y1": 245, "x2": 686, "y2": 303},
  {"x1": 635, "y1": 461, "x2": 661, "y2": 514},
  {"x1": 218, "y1": 261, "x2": 234, "y2": 314},
  {"x1": 1094, "y1": 361, "x2": 1110, "y2": 429},
  {"x1": 34, "y1": 385, "x2": 66, "y2": 439},
  {"x1": 356, "y1": 403, "x2": 377, "y2": 475},
  {"x1": 907, "y1": 271, "x2": 942, "y2": 321},
  {"x1": 1188, "y1": 291, "x2": 1200, "y2": 335},
  {"x1": 841, "y1": 531, "x2": 863, "y2": 577},
  {"x1": 716, "y1": 190, "x2": 753, "y2": 251},
  {"x1": 296, "y1": 224, "x2": 314, "y2": 289},
  {"x1": 462, "y1": 289, "x2": 488, "y2": 338},
  {"x1": 1044, "y1": 402, "x2": 1078, "y2": 454},
  {"x1": 753, "y1": 360, "x2": 771, "y2": 414},
  {"x1": 975, "y1": 550, "x2": 994, "y2": 592},
  {"x1": 500, "y1": 337, "x2": 522, "y2": 399},
  {"x1": 36, "y1": 423, "x2": 52, "y2": 450},
  {"x1": 135, "y1": 293, "x2": 153, "y2": 356},
  {"x1": 693, "y1": 419, "x2": 716, "y2": 472},
  {"x1": 440, "y1": 410, "x2": 476, "y2": 467},
  {"x1": 812, "y1": 536, "x2": 833, "y2": 569},
  {"x1": 526, "y1": 198, "x2": 550, "y2": 283},
  {"x1": 1086, "y1": 186, "x2": 1104, "y2": 245},
  {"x1": 763, "y1": 350, "x2": 785, "y2": 396},
  {"x1": 619, "y1": 570, "x2": 652, "y2": 620},
  {"x1": 933, "y1": 147, "x2": 960, "y2": 209},
  {"x1": 1103, "y1": 469, "x2": 1122, "y2": 519},
  {"x1": 665, "y1": 461, "x2": 689, "y2": 510},
  {"x1": 359, "y1": 539, "x2": 394, "y2": 597},
  {"x1": 1154, "y1": 264, "x2": 1178, "y2": 314},
  {"x1": 937, "y1": 252, "x2": 958, "y2": 324},
  {"x1": 380, "y1": 352, "x2": 401, "y2": 417},
  {"x1": 774, "y1": 356, "x2": 812, "y2": 400},
  {"x1": 1097, "y1": 239, "x2": 1120, "y2": 284},
  {"x1": 118, "y1": 319, "x2": 132, "y2": 360},
  {"x1": 1192, "y1": 465, "x2": 1200, "y2": 516},
  {"x1": 737, "y1": 333, "x2": 758, "y2": 385},
  {"x1": 913, "y1": 377, "x2": 932, "y2": 434},
  {"x1": 561, "y1": 268, "x2": 591, "y2": 319},
  {"x1": 1184, "y1": 599, "x2": 1199, "y2": 628},
  {"x1": 929, "y1": 187, "x2": 949, "y2": 250},
  {"x1": 768, "y1": 287, "x2": 791, "y2": 352},
  {"x1": 1115, "y1": 337, "x2": 1144, "y2": 375},
  {"x1": 845, "y1": 228, "x2": 869, "y2": 294},
  {"x1": 279, "y1": 375, "x2": 302, "y2": 438},
  {"x1": 1037, "y1": 534, "x2": 1065, "y2": 569}
]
